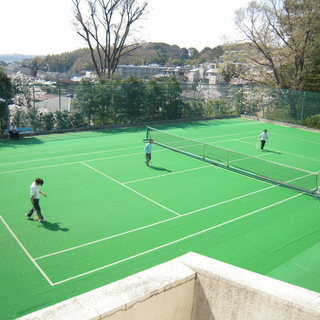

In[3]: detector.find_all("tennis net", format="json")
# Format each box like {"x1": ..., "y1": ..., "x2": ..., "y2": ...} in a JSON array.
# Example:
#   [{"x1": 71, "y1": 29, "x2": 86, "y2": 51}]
[{"x1": 146, "y1": 126, "x2": 319, "y2": 195}]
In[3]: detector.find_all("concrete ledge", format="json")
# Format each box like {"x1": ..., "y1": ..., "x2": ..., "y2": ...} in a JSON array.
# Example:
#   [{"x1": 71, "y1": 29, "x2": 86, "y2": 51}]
[
  {"x1": 179, "y1": 252, "x2": 320, "y2": 320},
  {"x1": 18, "y1": 252, "x2": 320, "y2": 320},
  {"x1": 18, "y1": 260, "x2": 196, "y2": 320}
]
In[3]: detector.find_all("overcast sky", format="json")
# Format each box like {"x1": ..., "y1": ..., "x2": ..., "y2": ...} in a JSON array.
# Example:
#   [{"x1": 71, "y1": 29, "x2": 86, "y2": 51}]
[{"x1": 0, "y1": 0, "x2": 251, "y2": 55}]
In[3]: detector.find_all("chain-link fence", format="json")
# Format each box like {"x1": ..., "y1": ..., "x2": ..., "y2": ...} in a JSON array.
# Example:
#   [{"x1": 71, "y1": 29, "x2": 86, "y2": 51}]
[{"x1": 5, "y1": 83, "x2": 320, "y2": 134}]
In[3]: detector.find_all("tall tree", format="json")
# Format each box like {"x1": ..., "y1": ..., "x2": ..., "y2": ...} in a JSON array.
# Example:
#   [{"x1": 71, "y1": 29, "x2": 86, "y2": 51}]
[
  {"x1": 0, "y1": 68, "x2": 13, "y2": 134},
  {"x1": 72, "y1": 0, "x2": 148, "y2": 78},
  {"x1": 235, "y1": 0, "x2": 320, "y2": 90},
  {"x1": 23, "y1": 56, "x2": 44, "y2": 77}
]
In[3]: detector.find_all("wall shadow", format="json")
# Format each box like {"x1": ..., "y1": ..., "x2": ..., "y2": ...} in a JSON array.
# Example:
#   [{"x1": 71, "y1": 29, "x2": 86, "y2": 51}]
[
  {"x1": 0, "y1": 137, "x2": 44, "y2": 148},
  {"x1": 192, "y1": 277, "x2": 216, "y2": 320},
  {"x1": 0, "y1": 117, "x2": 240, "y2": 148}
]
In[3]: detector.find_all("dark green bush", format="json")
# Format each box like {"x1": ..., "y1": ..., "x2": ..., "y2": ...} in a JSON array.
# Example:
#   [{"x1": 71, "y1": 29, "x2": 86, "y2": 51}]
[{"x1": 302, "y1": 114, "x2": 320, "y2": 129}]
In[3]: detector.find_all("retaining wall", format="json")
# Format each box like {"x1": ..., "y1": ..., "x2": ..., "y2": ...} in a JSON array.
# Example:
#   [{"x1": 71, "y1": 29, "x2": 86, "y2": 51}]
[{"x1": 18, "y1": 252, "x2": 320, "y2": 320}]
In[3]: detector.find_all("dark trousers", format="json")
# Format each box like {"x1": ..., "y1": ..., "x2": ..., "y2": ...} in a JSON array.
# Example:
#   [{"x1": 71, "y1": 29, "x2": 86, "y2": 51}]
[
  {"x1": 27, "y1": 199, "x2": 44, "y2": 220},
  {"x1": 9, "y1": 131, "x2": 19, "y2": 140},
  {"x1": 261, "y1": 140, "x2": 266, "y2": 150}
]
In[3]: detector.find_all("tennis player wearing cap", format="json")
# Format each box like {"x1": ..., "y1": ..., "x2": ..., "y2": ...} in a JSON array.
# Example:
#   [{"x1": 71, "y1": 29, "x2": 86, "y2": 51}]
[
  {"x1": 25, "y1": 178, "x2": 47, "y2": 222},
  {"x1": 144, "y1": 138, "x2": 153, "y2": 167}
]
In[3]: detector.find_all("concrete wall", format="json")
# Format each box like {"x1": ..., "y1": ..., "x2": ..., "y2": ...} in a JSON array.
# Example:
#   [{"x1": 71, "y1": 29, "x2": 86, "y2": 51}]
[
  {"x1": 180, "y1": 253, "x2": 320, "y2": 320},
  {"x1": 18, "y1": 252, "x2": 320, "y2": 320},
  {"x1": 18, "y1": 260, "x2": 195, "y2": 320}
]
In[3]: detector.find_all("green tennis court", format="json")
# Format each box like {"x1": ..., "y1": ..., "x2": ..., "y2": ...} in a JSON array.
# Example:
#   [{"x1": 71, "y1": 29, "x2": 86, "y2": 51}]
[{"x1": 0, "y1": 117, "x2": 319, "y2": 319}]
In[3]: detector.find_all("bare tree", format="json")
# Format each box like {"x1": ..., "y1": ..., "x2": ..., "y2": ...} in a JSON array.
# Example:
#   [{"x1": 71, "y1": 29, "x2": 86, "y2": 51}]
[
  {"x1": 72, "y1": 0, "x2": 148, "y2": 78},
  {"x1": 235, "y1": 0, "x2": 320, "y2": 89},
  {"x1": 24, "y1": 56, "x2": 43, "y2": 77}
]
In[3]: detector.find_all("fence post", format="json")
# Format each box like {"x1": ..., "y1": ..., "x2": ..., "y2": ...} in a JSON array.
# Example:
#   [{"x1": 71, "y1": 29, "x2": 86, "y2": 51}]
[
  {"x1": 125, "y1": 83, "x2": 128, "y2": 125},
  {"x1": 300, "y1": 91, "x2": 307, "y2": 121},
  {"x1": 32, "y1": 85, "x2": 35, "y2": 110},
  {"x1": 145, "y1": 84, "x2": 148, "y2": 122},
  {"x1": 58, "y1": 84, "x2": 61, "y2": 111}
]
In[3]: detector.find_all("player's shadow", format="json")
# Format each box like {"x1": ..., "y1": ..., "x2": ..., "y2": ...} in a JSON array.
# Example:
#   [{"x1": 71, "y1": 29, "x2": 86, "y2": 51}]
[
  {"x1": 38, "y1": 221, "x2": 69, "y2": 232},
  {"x1": 264, "y1": 150, "x2": 282, "y2": 154},
  {"x1": 150, "y1": 166, "x2": 172, "y2": 172}
]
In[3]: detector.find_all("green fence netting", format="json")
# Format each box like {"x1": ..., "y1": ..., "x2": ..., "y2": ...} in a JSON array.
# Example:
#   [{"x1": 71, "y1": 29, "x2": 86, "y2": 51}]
[{"x1": 3, "y1": 83, "x2": 320, "y2": 133}]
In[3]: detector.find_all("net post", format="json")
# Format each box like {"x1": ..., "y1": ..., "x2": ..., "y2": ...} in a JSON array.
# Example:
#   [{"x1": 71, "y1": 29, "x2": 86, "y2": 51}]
[{"x1": 146, "y1": 126, "x2": 150, "y2": 140}]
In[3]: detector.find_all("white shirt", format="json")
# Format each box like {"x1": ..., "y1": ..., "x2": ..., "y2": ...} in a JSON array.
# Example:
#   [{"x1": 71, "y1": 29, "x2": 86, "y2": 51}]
[
  {"x1": 30, "y1": 182, "x2": 41, "y2": 199},
  {"x1": 260, "y1": 132, "x2": 268, "y2": 141},
  {"x1": 144, "y1": 142, "x2": 152, "y2": 154}
]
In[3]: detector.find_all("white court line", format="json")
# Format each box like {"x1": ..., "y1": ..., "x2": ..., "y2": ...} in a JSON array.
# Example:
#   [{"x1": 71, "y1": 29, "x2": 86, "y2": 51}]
[
  {"x1": 50, "y1": 192, "x2": 303, "y2": 286},
  {"x1": 0, "y1": 145, "x2": 142, "y2": 167},
  {"x1": 237, "y1": 139, "x2": 320, "y2": 163},
  {"x1": 80, "y1": 151, "x2": 142, "y2": 163},
  {"x1": 123, "y1": 165, "x2": 211, "y2": 184},
  {"x1": 35, "y1": 182, "x2": 281, "y2": 261},
  {"x1": 80, "y1": 161, "x2": 181, "y2": 216},
  {"x1": 203, "y1": 136, "x2": 260, "y2": 147},
  {"x1": 0, "y1": 161, "x2": 79, "y2": 175},
  {"x1": 0, "y1": 216, "x2": 53, "y2": 286},
  {"x1": 34, "y1": 156, "x2": 316, "y2": 261},
  {"x1": 0, "y1": 149, "x2": 167, "y2": 175},
  {"x1": 193, "y1": 131, "x2": 258, "y2": 141},
  {"x1": 272, "y1": 132, "x2": 320, "y2": 146},
  {"x1": 0, "y1": 131, "x2": 257, "y2": 167},
  {"x1": 152, "y1": 138, "x2": 316, "y2": 176}
]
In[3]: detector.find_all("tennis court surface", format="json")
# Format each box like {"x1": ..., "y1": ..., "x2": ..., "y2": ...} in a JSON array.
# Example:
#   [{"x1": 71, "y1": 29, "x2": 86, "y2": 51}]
[{"x1": 0, "y1": 117, "x2": 319, "y2": 319}]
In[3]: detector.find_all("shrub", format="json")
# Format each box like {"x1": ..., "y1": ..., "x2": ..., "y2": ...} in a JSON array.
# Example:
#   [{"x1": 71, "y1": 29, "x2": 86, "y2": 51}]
[{"x1": 302, "y1": 114, "x2": 320, "y2": 129}]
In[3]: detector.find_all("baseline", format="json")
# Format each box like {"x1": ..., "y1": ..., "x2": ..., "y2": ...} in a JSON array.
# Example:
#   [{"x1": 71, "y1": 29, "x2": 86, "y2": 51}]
[
  {"x1": 0, "y1": 145, "x2": 141, "y2": 167},
  {"x1": 0, "y1": 132, "x2": 259, "y2": 167},
  {"x1": 0, "y1": 150, "x2": 163, "y2": 175}
]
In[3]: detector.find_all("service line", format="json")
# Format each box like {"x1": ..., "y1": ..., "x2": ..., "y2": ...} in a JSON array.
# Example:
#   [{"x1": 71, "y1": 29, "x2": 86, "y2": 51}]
[{"x1": 50, "y1": 192, "x2": 303, "y2": 286}]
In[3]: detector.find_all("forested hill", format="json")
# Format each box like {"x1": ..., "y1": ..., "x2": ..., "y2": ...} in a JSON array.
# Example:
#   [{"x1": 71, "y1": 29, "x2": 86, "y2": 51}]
[
  {"x1": 0, "y1": 54, "x2": 35, "y2": 63},
  {"x1": 18, "y1": 42, "x2": 230, "y2": 74}
]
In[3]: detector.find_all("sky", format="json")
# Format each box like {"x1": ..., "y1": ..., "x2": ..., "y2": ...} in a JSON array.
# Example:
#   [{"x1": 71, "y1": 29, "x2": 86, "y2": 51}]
[{"x1": 0, "y1": 0, "x2": 252, "y2": 56}]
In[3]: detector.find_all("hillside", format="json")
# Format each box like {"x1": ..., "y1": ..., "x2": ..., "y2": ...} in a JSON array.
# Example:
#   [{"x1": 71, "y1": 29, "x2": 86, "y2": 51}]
[
  {"x1": 18, "y1": 43, "x2": 233, "y2": 74},
  {"x1": 5, "y1": 42, "x2": 248, "y2": 75},
  {"x1": 0, "y1": 53, "x2": 36, "y2": 63}
]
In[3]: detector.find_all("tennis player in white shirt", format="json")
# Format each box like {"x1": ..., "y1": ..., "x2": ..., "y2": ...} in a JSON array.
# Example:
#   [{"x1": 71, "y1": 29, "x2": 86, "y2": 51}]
[
  {"x1": 144, "y1": 138, "x2": 153, "y2": 166},
  {"x1": 259, "y1": 129, "x2": 268, "y2": 151},
  {"x1": 25, "y1": 178, "x2": 47, "y2": 222}
]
